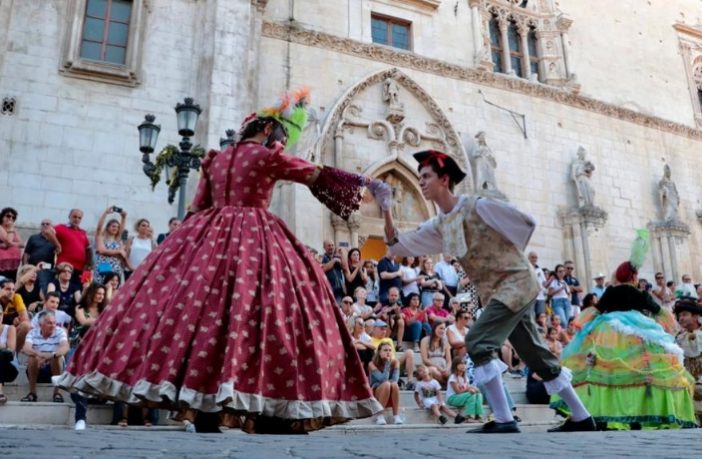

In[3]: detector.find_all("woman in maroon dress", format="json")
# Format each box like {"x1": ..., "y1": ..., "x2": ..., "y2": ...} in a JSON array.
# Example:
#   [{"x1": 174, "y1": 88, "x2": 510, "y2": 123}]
[{"x1": 55, "y1": 92, "x2": 382, "y2": 433}]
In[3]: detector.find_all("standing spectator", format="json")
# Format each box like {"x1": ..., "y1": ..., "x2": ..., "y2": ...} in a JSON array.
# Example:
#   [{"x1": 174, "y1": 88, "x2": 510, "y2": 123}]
[
  {"x1": 377, "y1": 252, "x2": 402, "y2": 306},
  {"x1": 592, "y1": 273, "x2": 608, "y2": 299},
  {"x1": 124, "y1": 219, "x2": 155, "y2": 280},
  {"x1": 676, "y1": 274, "x2": 698, "y2": 299},
  {"x1": 401, "y1": 292, "x2": 431, "y2": 352},
  {"x1": 368, "y1": 342, "x2": 403, "y2": 425},
  {"x1": 418, "y1": 258, "x2": 442, "y2": 308},
  {"x1": 0, "y1": 278, "x2": 28, "y2": 327},
  {"x1": 21, "y1": 310, "x2": 69, "y2": 403},
  {"x1": 15, "y1": 264, "x2": 42, "y2": 314},
  {"x1": 547, "y1": 264, "x2": 571, "y2": 327},
  {"x1": 46, "y1": 263, "x2": 82, "y2": 318},
  {"x1": 0, "y1": 207, "x2": 23, "y2": 281},
  {"x1": 650, "y1": 272, "x2": 674, "y2": 310},
  {"x1": 564, "y1": 260, "x2": 583, "y2": 317},
  {"x1": 0, "y1": 307, "x2": 18, "y2": 404},
  {"x1": 452, "y1": 259, "x2": 473, "y2": 300},
  {"x1": 434, "y1": 254, "x2": 459, "y2": 305},
  {"x1": 54, "y1": 209, "x2": 91, "y2": 283},
  {"x1": 446, "y1": 357, "x2": 484, "y2": 423},
  {"x1": 22, "y1": 218, "x2": 60, "y2": 293},
  {"x1": 321, "y1": 240, "x2": 345, "y2": 303},
  {"x1": 156, "y1": 217, "x2": 181, "y2": 245},
  {"x1": 94, "y1": 206, "x2": 128, "y2": 284},
  {"x1": 413, "y1": 365, "x2": 459, "y2": 425},
  {"x1": 343, "y1": 248, "x2": 367, "y2": 298},
  {"x1": 528, "y1": 252, "x2": 548, "y2": 316},
  {"x1": 419, "y1": 321, "x2": 452, "y2": 385},
  {"x1": 399, "y1": 256, "x2": 422, "y2": 300},
  {"x1": 362, "y1": 260, "x2": 379, "y2": 307}
]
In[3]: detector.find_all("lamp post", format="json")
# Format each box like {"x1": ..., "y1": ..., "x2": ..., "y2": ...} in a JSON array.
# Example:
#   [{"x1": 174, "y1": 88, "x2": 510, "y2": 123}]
[
  {"x1": 137, "y1": 97, "x2": 202, "y2": 220},
  {"x1": 219, "y1": 129, "x2": 236, "y2": 149}
]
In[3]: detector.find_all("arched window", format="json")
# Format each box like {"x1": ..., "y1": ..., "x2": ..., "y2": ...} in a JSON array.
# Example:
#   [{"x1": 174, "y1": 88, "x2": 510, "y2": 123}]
[
  {"x1": 489, "y1": 14, "x2": 504, "y2": 73},
  {"x1": 507, "y1": 20, "x2": 523, "y2": 78}
]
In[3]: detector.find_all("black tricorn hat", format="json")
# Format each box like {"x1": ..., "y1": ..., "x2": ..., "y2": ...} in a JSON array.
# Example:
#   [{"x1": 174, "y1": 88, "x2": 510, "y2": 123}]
[
  {"x1": 413, "y1": 150, "x2": 467, "y2": 185},
  {"x1": 673, "y1": 297, "x2": 702, "y2": 316}
]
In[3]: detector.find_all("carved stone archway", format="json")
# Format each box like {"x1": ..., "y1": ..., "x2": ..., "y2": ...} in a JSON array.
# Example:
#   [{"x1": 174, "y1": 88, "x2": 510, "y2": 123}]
[{"x1": 315, "y1": 67, "x2": 471, "y2": 250}]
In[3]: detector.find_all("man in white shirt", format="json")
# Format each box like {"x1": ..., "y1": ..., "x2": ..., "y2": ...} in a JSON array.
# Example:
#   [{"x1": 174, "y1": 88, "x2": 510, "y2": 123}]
[
  {"x1": 22, "y1": 310, "x2": 69, "y2": 402},
  {"x1": 592, "y1": 273, "x2": 607, "y2": 300},
  {"x1": 676, "y1": 274, "x2": 698, "y2": 300},
  {"x1": 651, "y1": 272, "x2": 675, "y2": 310},
  {"x1": 435, "y1": 255, "x2": 459, "y2": 305},
  {"x1": 30, "y1": 292, "x2": 71, "y2": 330},
  {"x1": 528, "y1": 252, "x2": 547, "y2": 316}
]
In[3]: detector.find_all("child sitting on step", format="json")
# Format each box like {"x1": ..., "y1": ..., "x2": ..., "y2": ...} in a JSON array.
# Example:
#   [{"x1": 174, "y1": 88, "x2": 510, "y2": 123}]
[
  {"x1": 446, "y1": 357, "x2": 484, "y2": 423},
  {"x1": 413, "y1": 365, "x2": 462, "y2": 425}
]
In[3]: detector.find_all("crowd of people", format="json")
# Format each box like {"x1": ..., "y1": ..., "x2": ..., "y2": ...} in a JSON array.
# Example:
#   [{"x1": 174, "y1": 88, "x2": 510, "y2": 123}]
[{"x1": 0, "y1": 206, "x2": 179, "y2": 428}]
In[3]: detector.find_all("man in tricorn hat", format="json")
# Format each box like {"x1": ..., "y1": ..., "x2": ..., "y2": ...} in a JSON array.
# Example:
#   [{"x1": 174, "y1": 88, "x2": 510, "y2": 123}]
[
  {"x1": 368, "y1": 150, "x2": 595, "y2": 433},
  {"x1": 674, "y1": 297, "x2": 702, "y2": 422}
]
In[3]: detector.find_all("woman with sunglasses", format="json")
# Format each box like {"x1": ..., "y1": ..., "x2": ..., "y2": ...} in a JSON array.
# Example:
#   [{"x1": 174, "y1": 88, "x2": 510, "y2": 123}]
[{"x1": 0, "y1": 207, "x2": 23, "y2": 281}]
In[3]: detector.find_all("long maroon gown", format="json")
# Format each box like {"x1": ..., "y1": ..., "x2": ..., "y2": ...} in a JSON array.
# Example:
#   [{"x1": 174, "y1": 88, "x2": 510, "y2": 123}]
[{"x1": 55, "y1": 140, "x2": 382, "y2": 431}]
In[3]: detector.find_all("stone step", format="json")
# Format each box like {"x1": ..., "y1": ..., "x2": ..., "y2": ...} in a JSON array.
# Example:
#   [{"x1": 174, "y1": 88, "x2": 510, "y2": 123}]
[{"x1": 0, "y1": 402, "x2": 178, "y2": 427}]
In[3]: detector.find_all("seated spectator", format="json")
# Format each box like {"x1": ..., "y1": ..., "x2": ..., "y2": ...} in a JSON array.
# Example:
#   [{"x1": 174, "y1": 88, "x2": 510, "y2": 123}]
[
  {"x1": 69, "y1": 283, "x2": 107, "y2": 351},
  {"x1": 581, "y1": 292, "x2": 598, "y2": 311},
  {"x1": 0, "y1": 308, "x2": 18, "y2": 404},
  {"x1": 419, "y1": 322, "x2": 451, "y2": 385},
  {"x1": 562, "y1": 317, "x2": 577, "y2": 346},
  {"x1": 157, "y1": 217, "x2": 181, "y2": 245},
  {"x1": 46, "y1": 262, "x2": 82, "y2": 318},
  {"x1": 18, "y1": 292, "x2": 72, "y2": 353},
  {"x1": 550, "y1": 314, "x2": 570, "y2": 345},
  {"x1": 526, "y1": 368, "x2": 550, "y2": 405},
  {"x1": 418, "y1": 258, "x2": 442, "y2": 308},
  {"x1": 501, "y1": 340, "x2": 526, "y2": 378},
  {"x1": 425, "y1": 292, "x2": 454, "y2": 326},
  {"x1": 369, "y1": 320, "x2": 416, "y2": 390},
  {"x1": 93, "y1": 206, "x2": 128, "y2": 284},
  {"x1": 22, "y1": 218, "x2": 60, "y2": 294},
  {"x1": 340, "y1": 296, "x2": 357, "y2": 332},
  {"x1": 352, "y1": 287, "x2": 375, "y2": 321},
  {"x1": 368, "y1": 342, "x2": 402, "y2": 425},
  {"x1": 373, "y1": 287, "x2": 405, "y2": 349},
  {"x1": 447, "y1": 310, "x2": 471, "y2": 359},
  {"x1": 446, "y1": 357, "x2": 484, "y2": 423},
  {"x1": 0, "y1": 207, "x2": 23, "y2": 281},
  {"x1": 350, "y1": 317, "x2": 374, "y2": 371},
  {"x1": 413, "y1": 365, "x2": 459, "y2": 425},
  {"x1": 21, "y1": 310, "x2": 69, "y2": 402},
  {"x1": 401, "y1": 292, "x2": 431, "y2": 352},
  {"x1": 364, "y1": 318, "x2": 375, "y2": 336},
  {"x1": 545, "y1": 326, "x2": 563, "y2": 359},
  {"x1": 0, "y1": 278, "x2": 28, "y2": 327},
  {"x1": 535, "y1": 312, "x2": 548, "y2": 336},
  {"x1": 15, "y1": 264, "x2": 42, "y2": 314},
  {"x1": 102, "y1": 272, "x2": 121, "y2": 304}
]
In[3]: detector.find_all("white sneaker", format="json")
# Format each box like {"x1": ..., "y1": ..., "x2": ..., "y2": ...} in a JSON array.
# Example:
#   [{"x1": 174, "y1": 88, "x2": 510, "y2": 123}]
[
  {"x1": 393, "y1": 415, "x2": 404, "y2": 425},
  {"x1": 375, "y1": 415, "x2": 387, "y2": 425},
  {"x1": 184, "y1": 421, "x2": 196, "y2": 433},
  {"x1": 74, "y1": 420, "x2": 86, "y2": 431}
]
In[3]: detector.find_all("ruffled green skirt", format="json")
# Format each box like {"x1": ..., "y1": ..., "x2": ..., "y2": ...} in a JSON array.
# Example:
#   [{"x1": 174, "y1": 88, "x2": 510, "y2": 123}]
[{"x1": 550, "y1": 310, "x2": 697, "y2": 429}]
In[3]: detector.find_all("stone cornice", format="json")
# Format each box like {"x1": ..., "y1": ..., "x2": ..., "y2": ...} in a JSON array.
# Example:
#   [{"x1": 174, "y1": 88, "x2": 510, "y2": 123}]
[
  {"x1": 262, "y1": 20, "x2": 702, "y2": 142},
  {"x1": 674, "y1": 22, "x2": 702, "y2": 40}
]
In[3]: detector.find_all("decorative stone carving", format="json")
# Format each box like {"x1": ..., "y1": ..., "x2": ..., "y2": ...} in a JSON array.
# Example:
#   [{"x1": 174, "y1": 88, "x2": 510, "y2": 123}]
[
  {"x1": 658, "y1": 164, "x2": 681, "y2": 223},
  {"x1": 261, "y1": 21, "x2": 702, "y2": 141},
  {"x1": 571, "y1": 146, "x2": 596, "y2": 208},
  {"x1": 470, "y1": 131, "x2": 507, "y2": 200},
  {"x1": 382, "y1": 78, "x2": 405, "y2": 123}
]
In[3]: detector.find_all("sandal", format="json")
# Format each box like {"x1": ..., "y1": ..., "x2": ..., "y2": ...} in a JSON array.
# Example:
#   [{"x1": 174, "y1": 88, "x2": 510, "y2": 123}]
[
  {"x1": 53, "y1": 393, "x2": 64, "y2": 403},
  {"x1": 0, "y1": 394, "x2": 7, "y2": 405},
  {"x1": 117, "y1": 418, "x2": 128, "y2": 427},
  {"x1": 20, "y1": 392, "x2": 37, "y2": 402},
  {"x1": 144, "y1": 421, "x2": 153, "y2": 427}
]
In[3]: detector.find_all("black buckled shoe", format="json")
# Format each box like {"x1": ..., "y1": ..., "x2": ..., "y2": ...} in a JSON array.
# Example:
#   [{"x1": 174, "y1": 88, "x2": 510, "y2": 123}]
[
  {"x1": 467, "y1": 420, "x2": 520, "y2": 434},
  {"x1": 547, "y1": 416, "x2": 597, "y2": 433}
]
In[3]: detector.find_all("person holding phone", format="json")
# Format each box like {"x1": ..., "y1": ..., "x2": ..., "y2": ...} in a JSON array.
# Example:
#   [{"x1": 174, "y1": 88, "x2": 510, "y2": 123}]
[
  {"x1": 93, "y1": 206, "x2": 128, "y2": 284},
  {"x1": 547, "y1": 265, "x2": 571, "y2": 328},
  {"x1": 23, "y1": 218, "x2": 61, "y2": 294}
]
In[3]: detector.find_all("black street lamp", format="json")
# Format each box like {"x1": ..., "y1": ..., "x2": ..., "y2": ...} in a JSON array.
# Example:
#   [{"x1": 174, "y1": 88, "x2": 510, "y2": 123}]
[
  {"x1": 137, "y1": 97, "x2": 202, "y2": 220},
  {"x1": 219, "y1": 129, "x2": 236, "y2": 149}
]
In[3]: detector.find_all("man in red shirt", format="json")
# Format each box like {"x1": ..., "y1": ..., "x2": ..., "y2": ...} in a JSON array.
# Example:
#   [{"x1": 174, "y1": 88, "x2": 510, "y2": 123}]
[{"x1": 53, "y1": 209, "x2": 91, "y2": 282}]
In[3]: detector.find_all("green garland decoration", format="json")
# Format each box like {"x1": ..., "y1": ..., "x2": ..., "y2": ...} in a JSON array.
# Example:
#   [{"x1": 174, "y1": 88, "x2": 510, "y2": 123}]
[{"x1": 146, "y1": 145, "x2": 206, "y2": 197}]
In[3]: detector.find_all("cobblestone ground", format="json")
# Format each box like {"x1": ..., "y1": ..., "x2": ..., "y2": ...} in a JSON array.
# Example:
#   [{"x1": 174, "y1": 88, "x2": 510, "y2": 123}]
[{"x1": 1, "y1": 427, "x2": 701, "y2": 458}]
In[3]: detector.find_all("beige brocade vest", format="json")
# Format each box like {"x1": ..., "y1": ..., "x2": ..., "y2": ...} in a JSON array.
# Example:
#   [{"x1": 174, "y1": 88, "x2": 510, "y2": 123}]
[{"x1": 441, "y1": 196, "x2": 540, "y2": 313}]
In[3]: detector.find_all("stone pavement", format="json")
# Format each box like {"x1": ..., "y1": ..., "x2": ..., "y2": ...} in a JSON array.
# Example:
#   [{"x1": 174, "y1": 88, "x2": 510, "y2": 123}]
[{"x1": 1, "y1": 426, "x2": 701, "y2": 458}]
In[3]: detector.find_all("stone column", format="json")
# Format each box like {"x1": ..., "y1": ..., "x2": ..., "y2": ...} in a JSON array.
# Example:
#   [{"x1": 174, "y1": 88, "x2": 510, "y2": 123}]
[
  {"x1": 651, "y1": 233, "x2": 664, "y2": 275},
  {"x1": 347, "y1": 213, "x2": 362, "y2": 248},
  {"x1": 331, "y1": 214, "x2": 347, "y2": 246},
  {"x1": 517, "y1": 22, "x2": 531, "y2": 80},
  {"x1": 667, "y1": 234, "x2": 680, "y2": 283},
  {"x1": 469, "y1": 0, "x2": 484, "y2": 66},
  {"x1": 557, "y1": 14, "x2": 573, "y2": 79},
  {"x1": 579, "y1": 222, "x2": 593, "y2": 290},
  {"x1": 498, "y1": 19, "x2": 512, "y2": 75},
  {"x1": 334, "y1": 124, "x2": 344, "y2": 168}
]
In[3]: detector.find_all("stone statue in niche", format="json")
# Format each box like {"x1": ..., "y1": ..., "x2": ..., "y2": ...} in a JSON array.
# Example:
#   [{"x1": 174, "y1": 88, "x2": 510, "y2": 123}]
[
  {"x1": 658, "y1": 164, "x2": 680, "y2": 222},
  {"x1": 472, "y1": 131, "x2": 505, "y2": 200},
  {"x1": 382, "y1": 78, "x2": 404, "y2": 123},
  {"x1": 392, "y1": 183, "x2": 405, "y2": 221},
  {"x1": 571, "y1": 146, "x2": 596, "y2": 208}
]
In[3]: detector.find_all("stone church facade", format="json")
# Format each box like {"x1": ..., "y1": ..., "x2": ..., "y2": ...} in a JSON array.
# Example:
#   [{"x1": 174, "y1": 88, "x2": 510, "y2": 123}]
[{"x1": 2, "y1": 0, "x2": 702, "y2": 284}]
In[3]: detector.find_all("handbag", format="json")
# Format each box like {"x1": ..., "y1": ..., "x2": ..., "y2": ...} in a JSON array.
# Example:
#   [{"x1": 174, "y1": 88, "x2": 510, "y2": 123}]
[{"x1": 96, "y1": 261, "x2": 113, "y2": 274}]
